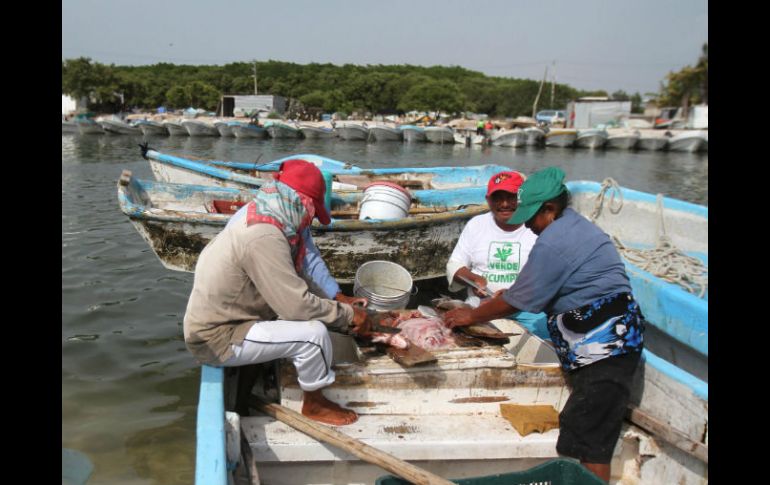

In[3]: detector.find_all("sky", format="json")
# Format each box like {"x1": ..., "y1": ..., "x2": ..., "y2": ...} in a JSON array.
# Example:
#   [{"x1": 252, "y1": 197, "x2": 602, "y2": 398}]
[{"x1": 62, "y1": 0, "x2": 707, "y2": 96}]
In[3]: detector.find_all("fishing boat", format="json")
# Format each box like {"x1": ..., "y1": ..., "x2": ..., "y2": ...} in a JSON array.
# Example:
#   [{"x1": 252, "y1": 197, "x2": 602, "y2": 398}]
[
  {"x1": 117, "y1": 170, "x2": 491, "y2": 281},
  {"x1": 489, "y1": 129, "x2": 527, "y2": 147},
  {"x1": 265, "y1": 121, "x2": 302, "y2": 139},
  {"x1": 400, "y1": 125, "x2": 427, "y2": 142},
  {"x1": 163, "y1": 119, "x2": 189, "y2": 136},
  {"x1": 667, "y1": 130, "x2": 708, "y2": 152},
  {"x1": 368, "y1": 125, "x2": 403, "y2": 142},
  {"x1": 574, "y1": 128, "x2": 608, "y2": 149},
  {"x1": 135, "y1": 119, "x2": 169, "y2": 136},
  {"x1": 543, "y1": 128, "x2": 576, "y2": 148},
  {"x1": 298, "y1": 123, "x2": 336, "y2": 139},
  {"x1": 182, "y1": 119, "x2": 220, "y2": 137},
  {"x1": 605, "y1": 129, "x2": 640, "y2": 150},
  {"x1": 453, "y1": 132, "x2": 485, "y2": 145},
  {"x1": 62, "y1": 118, "x2": 79, "y2": 133},
  {"x1": 424, "y1": 126, "x2": 455, "y2": 144},
  {"x1": 193, "y1": 317, "x2": 706, "y2": 485},
  {"x1": 231, "y1": 122, "x2": 268, "y2": 139},
  {"x1": 141, "y1": 148, "x2": 510, "y2": 192},
  {"x1": 213, "y1": 120, "x2": 235, "y2": 137},
  {"x1": 180, "y1": 179, "x2": 707, "y2": 485},
  {"x1": 336, "y1": 122, "x2": 370, "y2": 141},
  {"x1": 636, "y1": 130, "x2": 670, "y2": 151},
  {"x1": 75, "y1": 118, "x2": 105, "y2": 135},
  {"x1": 523, "y1": 126, "x2": 545, "y2": 146},
  {"x1": 99, "y1": 117, "x2": 142, "y2": 135}
]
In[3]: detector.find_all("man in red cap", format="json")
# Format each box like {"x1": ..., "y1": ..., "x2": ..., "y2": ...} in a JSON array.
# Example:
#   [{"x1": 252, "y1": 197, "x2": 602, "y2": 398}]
[
  {"x1": 445, "y1": 170, "x2": 548, "y2": 338},
  {"x1": 184, "y1": 159, "x2": 370, "y2": 426}
]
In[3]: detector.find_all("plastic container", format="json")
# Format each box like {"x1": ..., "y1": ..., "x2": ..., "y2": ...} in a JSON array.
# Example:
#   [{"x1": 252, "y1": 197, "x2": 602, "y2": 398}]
[
  {"x1": 353, "y1": 260, "x2": 414, "y2": 311},
  {"x1": 358, "y1": 182, "x2": 412, "y2": 220},
  {"x1": 375, "y1": 458, "x2": 604, "y2": 485}
]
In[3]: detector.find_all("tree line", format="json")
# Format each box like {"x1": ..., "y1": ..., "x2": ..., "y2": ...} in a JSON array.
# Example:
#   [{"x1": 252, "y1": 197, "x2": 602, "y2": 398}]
[
  {"x1": 62, "y1": 58, "x2": 615, "y2": 117},
  {"x1": 656, "y1": 43, "x2": 708, "y2": 109},
  {"x1": 64, "y1": 48, "x2": 706, "y2": 119}
]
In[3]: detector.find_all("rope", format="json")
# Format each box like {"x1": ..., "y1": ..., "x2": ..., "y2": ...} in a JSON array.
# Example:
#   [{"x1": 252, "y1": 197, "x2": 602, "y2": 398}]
[{"x1": 591, "y1": 178, "x2": 708, "y2": 298}]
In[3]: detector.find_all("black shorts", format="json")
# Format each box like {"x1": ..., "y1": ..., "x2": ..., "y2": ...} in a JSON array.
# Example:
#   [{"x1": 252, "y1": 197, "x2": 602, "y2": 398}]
[{"x1": 556, "y1": 351, "x2": 642, "y2": 464}]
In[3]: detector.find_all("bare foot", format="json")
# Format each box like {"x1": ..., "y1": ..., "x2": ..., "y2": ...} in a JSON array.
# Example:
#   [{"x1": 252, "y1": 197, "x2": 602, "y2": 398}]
[{"x1": 301, "y1": 390, "x2": 358, "y2": 426}]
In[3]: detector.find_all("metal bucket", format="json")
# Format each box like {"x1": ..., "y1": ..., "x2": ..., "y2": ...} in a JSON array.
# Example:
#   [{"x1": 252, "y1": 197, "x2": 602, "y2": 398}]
[{"x1": 353, "y1": 260, "x2": 415, "y2": 311}]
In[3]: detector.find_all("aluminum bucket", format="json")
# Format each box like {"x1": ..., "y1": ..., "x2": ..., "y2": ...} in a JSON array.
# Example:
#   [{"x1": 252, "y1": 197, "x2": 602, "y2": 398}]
[{"x1": 353, "y1": 260, "x2": 415, "y2": 311}]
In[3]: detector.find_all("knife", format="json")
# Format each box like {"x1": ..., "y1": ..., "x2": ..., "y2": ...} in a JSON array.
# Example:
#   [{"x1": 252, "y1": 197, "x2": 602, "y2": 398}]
[
  {"x1": 456, "y1": 274, "x2": 494, "y2": 298},
  {"x1": 357, "y1": 305, "x2": 402, "y2": 334}
]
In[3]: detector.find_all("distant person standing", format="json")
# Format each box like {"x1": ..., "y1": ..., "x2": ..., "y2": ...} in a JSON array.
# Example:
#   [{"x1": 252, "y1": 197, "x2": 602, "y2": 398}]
[
  {"x1": 477, "y1": 120, "x2": 485, "y2": 135},
  {"x1": 484, "y1": 120, "x2": 494, "y2": 135}
]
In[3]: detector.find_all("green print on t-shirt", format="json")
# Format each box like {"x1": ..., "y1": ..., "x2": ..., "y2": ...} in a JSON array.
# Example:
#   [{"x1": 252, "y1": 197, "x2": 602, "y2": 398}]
[{"x1": 484, "y1": 242, "x2": 521, "y2": 284}]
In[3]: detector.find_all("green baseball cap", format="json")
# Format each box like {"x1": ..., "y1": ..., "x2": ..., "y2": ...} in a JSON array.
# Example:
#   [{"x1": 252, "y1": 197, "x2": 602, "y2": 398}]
[{"x1": 507, "y1": 167, "x2": 567, "y2": 224}]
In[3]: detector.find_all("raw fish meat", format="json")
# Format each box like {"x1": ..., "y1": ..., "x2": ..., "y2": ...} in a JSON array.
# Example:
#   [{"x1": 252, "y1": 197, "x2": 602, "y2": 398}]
[{"x1": 397, "y1": 317, "x2": 457, "y2": 350}]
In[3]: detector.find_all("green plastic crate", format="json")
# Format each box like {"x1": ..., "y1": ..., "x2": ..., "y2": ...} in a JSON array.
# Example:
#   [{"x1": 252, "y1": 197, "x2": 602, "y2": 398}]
[{"x1": 375, "y1": 458, "x2": 605, "y2": 485}]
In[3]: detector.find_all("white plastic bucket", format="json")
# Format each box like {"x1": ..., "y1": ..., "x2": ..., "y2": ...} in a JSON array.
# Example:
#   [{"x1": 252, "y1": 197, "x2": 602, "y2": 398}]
[
  {"x1": 353, "y1": 260, "x2": 415, "y2": 311},
  {"x1": 358, "y1": 182, "x2": 411, "y2": 220}
]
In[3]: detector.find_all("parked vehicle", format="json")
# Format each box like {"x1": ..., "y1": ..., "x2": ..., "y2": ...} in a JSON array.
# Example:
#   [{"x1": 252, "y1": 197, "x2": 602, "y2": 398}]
[{"x1": 535, "y1": 110, "x2": 566, "y2": 125}]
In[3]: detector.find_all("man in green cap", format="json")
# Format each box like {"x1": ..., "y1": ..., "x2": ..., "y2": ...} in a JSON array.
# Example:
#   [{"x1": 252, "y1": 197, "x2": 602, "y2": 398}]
[{"x1": 444, "y1": 166, "x2": 645, "y2": 482}]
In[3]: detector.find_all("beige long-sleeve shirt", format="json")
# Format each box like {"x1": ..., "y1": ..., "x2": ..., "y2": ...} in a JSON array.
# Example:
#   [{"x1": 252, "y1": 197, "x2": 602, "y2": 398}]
[{"x1": 183, "y1": 221, "x2": 353, "y2": 365}]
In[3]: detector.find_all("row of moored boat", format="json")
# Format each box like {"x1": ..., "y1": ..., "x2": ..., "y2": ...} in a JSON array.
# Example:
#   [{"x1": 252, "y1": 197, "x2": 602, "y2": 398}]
[{"x1": 63, "y1": 117, "x2": 708, "y2": 152}]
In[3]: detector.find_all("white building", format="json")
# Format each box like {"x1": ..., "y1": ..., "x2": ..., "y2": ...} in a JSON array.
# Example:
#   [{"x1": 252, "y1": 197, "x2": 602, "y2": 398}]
[
  {"x1": 220, "y1": 95, "x2": 287, "y2": 117},
  {"x1": 566, "y1": 98, "x2": 632, "y2": 129},
  {"x1": 62, "y1": 94, "x2": 77, "y2": 115}
]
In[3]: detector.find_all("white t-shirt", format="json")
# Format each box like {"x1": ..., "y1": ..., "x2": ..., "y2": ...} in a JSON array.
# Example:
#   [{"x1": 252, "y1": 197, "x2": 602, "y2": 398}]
[{"x1": 446, "y1": 212, "x2": 538, "y2": 295}]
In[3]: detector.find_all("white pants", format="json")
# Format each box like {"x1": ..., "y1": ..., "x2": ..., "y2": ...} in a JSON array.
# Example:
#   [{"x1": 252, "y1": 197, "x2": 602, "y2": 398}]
[{"x1": 223, "y1": 320, "x2": 336, "y2": 391}]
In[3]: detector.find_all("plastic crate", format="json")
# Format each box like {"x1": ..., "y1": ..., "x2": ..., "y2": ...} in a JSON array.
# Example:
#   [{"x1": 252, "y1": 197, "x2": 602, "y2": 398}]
[{"x1": 375, "y1": 458, "x2": 605, "y2": 485}]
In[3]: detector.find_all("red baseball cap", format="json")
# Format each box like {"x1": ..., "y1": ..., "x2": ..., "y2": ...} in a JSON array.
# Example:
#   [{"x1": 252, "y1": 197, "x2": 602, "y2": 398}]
[
  {"x1": 274, "y1": 159, "x2": 332, "y2": 225},
  {"x1": 486, "y1": 171, "x2": 525, "y2": 197}
]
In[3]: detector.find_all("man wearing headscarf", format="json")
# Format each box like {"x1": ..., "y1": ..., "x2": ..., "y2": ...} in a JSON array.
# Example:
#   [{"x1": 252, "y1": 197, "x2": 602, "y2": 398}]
[{"x1": 184, "y1": 160, "x2": 370, "y2": 426}]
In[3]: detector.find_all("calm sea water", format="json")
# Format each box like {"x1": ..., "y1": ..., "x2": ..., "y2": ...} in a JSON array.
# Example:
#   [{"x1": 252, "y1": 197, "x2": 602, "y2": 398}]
[{"x1": 61, "y1": 133, "x2": 707, "y2": 484}]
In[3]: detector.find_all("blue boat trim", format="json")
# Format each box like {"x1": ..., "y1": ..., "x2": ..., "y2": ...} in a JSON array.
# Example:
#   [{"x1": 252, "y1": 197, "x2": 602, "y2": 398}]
[
  {"x1": 566, "y1": 181, "x2": 708, "y2": 219},
  {"x1": 196, "y1": 365, "x2": 228, "y2": 485},
  {"x1": 643, "y1": 349, "x2": 708, "y2": 400}
]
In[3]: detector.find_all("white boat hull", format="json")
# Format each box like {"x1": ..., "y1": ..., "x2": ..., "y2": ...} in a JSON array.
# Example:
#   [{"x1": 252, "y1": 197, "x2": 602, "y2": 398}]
[
  {"x1": 524, "y1": 127, "x2": 545, "y2": 146},
  {"x1": 266, "y1": 124, "x2": 301, "y2": 139},
  {"x1": 491, "y1": 130, "x2": 527, "y2": 147},
  {"x1": 100, "y1": 119, "x2": 141, "y2": 135},
  {"x1": 637, "y1": 137, "x2": 669, "y2": 151},
  {"x1": 163, "y1": 121, "x2": 189, "y2": 136},
  {"x1": 544, "y1": 131, "x2": 576, "y2": 147},
  {"x1": 574, "y1": 133, "x2": 607, "y2": 149},
  {"x1": 182, "y1": 120, "x2": 219, "y2": 136},
  {"x1": 299, "y1": 126, "x2": 336, "y2": 139},
  {"x1": 214, "y1": 122, "x2": 235, "y2": 137},
  {"x1": 606, "y1": 136, "x2": 640, "y2": 150},
  {"x1": 76, "y1": 120, "x2": 104, "y2": 134},
  {"x1": 62, "y1": 121, "x2": 79, "y2": 133},
  {"x1": 137, "y1": 122, "x2": 168, "y2": 136},
  {"x1": 668, "y1": 132, "x2": 707, "y2": 152},
  {"x1": 454, "y1": 133, "x2": 485, "y2": 145},
  {"x1": 233, "y1": 125, "x2": 267, "y2": 138},
  {"x1": 402, "y1": 128, "x2": 427, "y2": 142},
  {"x1": 337, "y1": 125, "x2": 370, "y2": 140},
  {"x1": 369, "y1": 126, "x2": 403, "y2": 141},
  {"x1": 424, "y1": 127, "x2": 455, "y2": 144}
]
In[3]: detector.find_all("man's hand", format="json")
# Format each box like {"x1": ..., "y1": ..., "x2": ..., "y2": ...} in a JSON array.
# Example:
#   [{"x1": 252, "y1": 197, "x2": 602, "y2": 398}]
[
  {"x1": 350, "y1": 306, "x2": 371, "y2": 336},
  {"x1": 336, "y1": 292, "x2": 369, "y2": 308},
  {"x1": 443, "y1": 307, "x2": 476, "y2": 329}
]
